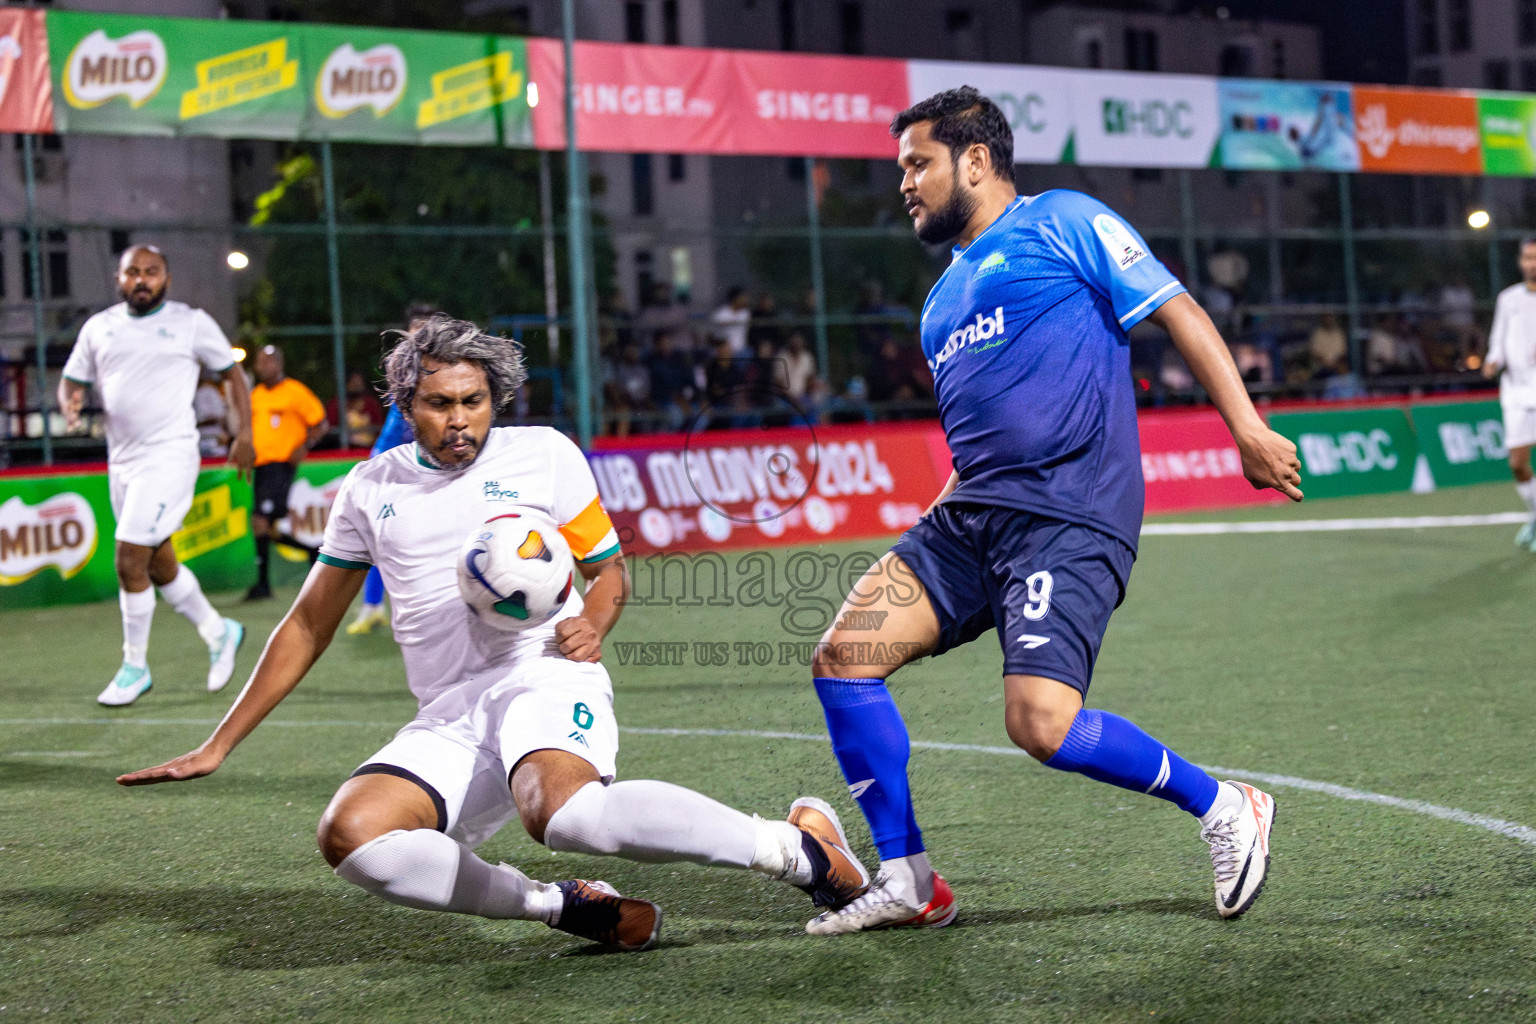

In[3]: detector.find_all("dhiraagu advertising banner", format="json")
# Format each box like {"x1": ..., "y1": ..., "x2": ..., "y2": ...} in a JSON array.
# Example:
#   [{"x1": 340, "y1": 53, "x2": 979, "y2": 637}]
[
  {"x1": 1410, "y1": 399, "x2": 1509, "y2": 488},
  {"x1": 1217, "y1": 80, "x2": 1358, "y2": 171},
  {"x1": 0, "y1": 467, "x2": 255, "y2": 610},
  {"x1": 45, "y1": 12, "x2": 533, "y2": 145},
  {"x1": 1266, "y1": 407, "x2": 1419, "y2": 499},
  {"x1": 1478, "y1": 94, "x2": 1536, "y2": 177}
]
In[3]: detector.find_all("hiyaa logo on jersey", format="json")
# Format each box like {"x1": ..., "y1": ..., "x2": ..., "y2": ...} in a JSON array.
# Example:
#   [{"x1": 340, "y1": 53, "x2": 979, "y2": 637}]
[
  {"x1": 316, "y1": 43, "x2": 406, "y2": 119},
  {"x1": 929, "y1": 307, "x2": 1006, "y2": 370},
  {"x1": 63, "y1": 29, "x2": 167, "y2": 109},
  {"x1": 1092, "y1": 214, "x2": 1146, "y2": 271},
  {"x1": 483, "y1": 481, "x2": 520, "y2": 502},
  {"x1": 0, "y1": 493, "x2": 99, "y2": 586}
]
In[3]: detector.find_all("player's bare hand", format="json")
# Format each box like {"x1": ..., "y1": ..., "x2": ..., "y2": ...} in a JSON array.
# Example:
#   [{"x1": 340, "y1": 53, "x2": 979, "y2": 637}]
[
  {"x1": 1236, "y1": 425, "x2": 1304, "y2": 502},
  {"x1": 62, "y1": 395, "x2": 84, "y2": 433},
  {"x1": 116, "y1": 747, "x2": 224, "y2": 786},
  {"x1": 555, "y1": 617, "x2": 602, "y2": 663},
  {"x1": 1483, "y1": 360, "x2": 1501, "y2": 380},
  {"x1": 228, "y1": 433, "x2": 256, "y2": 480}
]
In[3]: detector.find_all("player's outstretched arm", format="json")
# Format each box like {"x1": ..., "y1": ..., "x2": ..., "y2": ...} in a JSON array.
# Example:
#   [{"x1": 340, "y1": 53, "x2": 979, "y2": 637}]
[
  {"x1": 57, "y1": 378, "x2": 87, "y2": 433},
  {"x1": 554, "y1": 552, "x2": 629, "y2": 663},
  {"x1": 1150, "y1": 293, "x2": 1303, "y2": 502},
  {"x1": 116, "y1": 563, "x2": 367, "y2": 786},
  {"x1": 221, "y1": 364, "x2": 255, "y2": 477}
]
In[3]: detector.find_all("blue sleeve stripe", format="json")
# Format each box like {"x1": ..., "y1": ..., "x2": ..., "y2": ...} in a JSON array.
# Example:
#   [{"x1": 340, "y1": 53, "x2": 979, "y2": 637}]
[
  {"x1": 317, "y1": 553, "x2": 371, "y2": 570},
  {"x1": 1117, "y1": 281, "x2": 1183, "y2": 326}
]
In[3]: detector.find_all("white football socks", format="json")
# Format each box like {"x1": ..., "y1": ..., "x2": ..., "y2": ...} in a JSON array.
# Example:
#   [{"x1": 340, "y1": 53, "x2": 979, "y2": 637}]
[
  {"x1": 119, "y1": 586, "x2": 155, "y2": 668},
  {"x1": 877, "y1": 851, "x2": 935, "y2": 905},
  {"x1": 158, "y1": 565, "x2": 225, "y2": 648},
  {"x1": 1198, "y1": 781, "x2": 1245, "y2": 828},
  {"x1": 1517, "y1": 477, "x2": 1536, "y2": 513},
  {"x1": 543, "y1": 779, "x2": 761, "y2": 871},
  {"x1": 335, "y1": 828, "x2": 561, "y2": 921}
]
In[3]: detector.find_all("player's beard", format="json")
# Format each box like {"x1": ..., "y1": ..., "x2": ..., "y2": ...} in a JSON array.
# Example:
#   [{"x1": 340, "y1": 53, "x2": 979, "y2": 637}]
[
  {"x1": 122, "y1": 281, "x2": 166, "y2": 314},
  {"x1": 914, "y1": 176, "x2": 979, "y2": 245},
  {"x1": 420, "y1": 427, "x2": 484, "y2": 469}
]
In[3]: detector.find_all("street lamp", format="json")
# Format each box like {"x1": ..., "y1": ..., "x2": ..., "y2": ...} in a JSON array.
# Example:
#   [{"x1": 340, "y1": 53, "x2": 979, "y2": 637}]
[
  {"x1": 226, "y1": 250, "x2": 250, "y2": 269},
  {"x1": 1468, "y1": 210, "x2": 1491, "y2": 230}
]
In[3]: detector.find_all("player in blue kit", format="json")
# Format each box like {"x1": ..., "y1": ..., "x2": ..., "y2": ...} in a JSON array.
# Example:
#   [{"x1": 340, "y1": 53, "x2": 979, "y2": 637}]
[{"x1": 806, "y1": 88, "x2": 1305, "y2": 935}]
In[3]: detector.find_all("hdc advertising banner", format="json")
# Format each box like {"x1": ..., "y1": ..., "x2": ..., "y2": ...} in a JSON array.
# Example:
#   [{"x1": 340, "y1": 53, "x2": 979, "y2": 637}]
[
  {"x1": 1409, "y1": 399, "x2": 1509, "y2": 488},
  {"x1": 1353, "y1": 86, "x2": 1482, "y2": 175},
  {"x1": 0, "y1": 466, "x2": 254, "y2": 610},
  {"x1": 1138, "y1": 408, "x2": 1283, "y2": 513},
  {"x1": 1068, "y1": 70, "x2": 1220, "y2": 168},
  {"x1": 905, "y1": 60, "x2": 1076, "y2": 165},
  {"x1": 1267, "y1": 407, "x2": 1419, "y2": 499},
  {"x1": 0, "y1": 7, "x2": 53, "y2": 134},
  {"x1": 587, "y1": 422, "x2": 944, "y2": 555},
  {"x1": 1216, "y1": 80, "x2": 1358, "y2": 171}
]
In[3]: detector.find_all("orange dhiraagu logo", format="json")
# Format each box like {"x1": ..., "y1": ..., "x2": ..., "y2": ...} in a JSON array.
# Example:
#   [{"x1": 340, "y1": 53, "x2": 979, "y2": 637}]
[
  {"x1": 0, "y1": 493, "x2": 99, "y2": 585},
  {"x1": 1354, "y1": 86, "x2": 1481, "y2": 174},
  {"x1": 171, "y1": 484, "x2": 248, "y2": 563},
  {"x1": 416, "y1": 50, "x2": 522, "y2": 129},
  {"x1": 316, "y1": 42, "x2": 406, "y2": 119},
  {"x1": 63, "y1": 28, "x2": 167, "y2": 109},
  {"x1": 179, "y1": 36, "x2": 298, "y2": 120}
]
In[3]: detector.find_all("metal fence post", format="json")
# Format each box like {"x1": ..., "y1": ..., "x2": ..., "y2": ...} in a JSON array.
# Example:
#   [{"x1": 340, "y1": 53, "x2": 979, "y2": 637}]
[
  {"x1": 1178, "y1": 169, "x2": 1201, "y2": 296},
  {"x1": 804, "y1": 155, "x2": 830, "y2": 378},
  {"x1": 320, "y1": 141, "x2": 346, "y2": 445},
  {"x1": 539, "y1": 150, "x2": 561, "y2": 362},
  {"x1": 22, "y1": 133, "x2": 52, "y2": 465},
  {"x1": 1337, "y1": 173, "x2": 1362, "y2": 376},
  {"x1": 563, "y1": 0, "x2": 594, "y2": 448}
]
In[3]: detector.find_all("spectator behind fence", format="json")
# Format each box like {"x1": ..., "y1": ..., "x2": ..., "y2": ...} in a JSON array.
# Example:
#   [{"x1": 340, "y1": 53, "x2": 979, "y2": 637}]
[
  {"x1": 748, "y1": 292, "x2": 784, "y2": 353},
  {"x1": 867, "y1": 335, "x2": 932, "y2": 410},
  {"x1": 705, "y1": 339, "x2": 749, "y2": 426},
  {"x1": 710, "y1": 286, "x2": 752, "y2": 354},
  {"x1": 1309, "y1": 313, "x2": 1348, "y2": 377},
  {"x1": 604, "y1": 341, "x2": 652, "y2": 437},
  {"x1": 635, "y1": 280, "x2": 691, "y2": 352},
  {"x1": 1440, "y1": 275, "x2": 1479, "y2": 352},
  {"x1": 781, "y1": 330, "x2": 818, "y2": 401},
  {"x1": 328, "y1": 369, "x2": 384, "y2": 449},
  {"x1": 647, "y1": 330, "x2": 696, "y2": 430}
]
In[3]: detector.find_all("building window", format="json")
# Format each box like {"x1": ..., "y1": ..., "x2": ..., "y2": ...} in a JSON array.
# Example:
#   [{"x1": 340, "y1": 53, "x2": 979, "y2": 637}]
[
  {"x1": 1272, "y1": 38, "x2": 1287, "y2": 79},
  {"x1": 1412, "y1": 65, "x2": 1443, "y2": 86},
  {"x1": 839, "y1": 2, "x2": 864, "y2": 55},
  {"x1": 1131, "y1": 167, "x2": 1163, "y2": 183},
  {"x1": 662, "y1": 0, "x2": 679, "y2": 44},
  {"x1": 945, "y1": 8, "x2": 979, "y2": 60},
  {"x1": 1125, "y1": 28, "x2": 1158, "y2": 71},
  {"x1": 1219, "y1": 44, "x2": 1254, "y2": 77},
  {"x1": 778, "y1": 0, "x2": 797, "y2": 50},
  {"x1": 22, "y1": 229, "x2": 69, "y2": 300},
  {"x1": 667, "y1": 154, "x2": 686, "y2": 181},
  {"x1": 625, "y1": 2, "x2": 646, "y2": 43},
  {"x1": 635, "y1": 251, "x2": 655, "y2": 308},
  {"x1": 1415, "y1": 0, "x2": 1439, "y2": 55},
  {"x1": 1486, "y1": 60, "x2": 1511, "y2": 90},
  {"x1": 1076, "y1": 28, "x2": 1104, "y2": 68},
  {"x1": 1522, "y1": 59, "x2": 1536, "y2": 92},
  {"x1": 787, "y1": 156, "x2": 806, "y2": 182},
  {"x1": 1523, "y1": 0, "x2": 1536, "y2": 46},
  {"x1": 109, "y1": 229, "x2": 131, "y2": 258},
  {"x1": 1448, "y1": 0, "x2": 1470, "y2": 51},
  {"x1": 631, "y1": 154, "x2": 653, "y2": 216}
]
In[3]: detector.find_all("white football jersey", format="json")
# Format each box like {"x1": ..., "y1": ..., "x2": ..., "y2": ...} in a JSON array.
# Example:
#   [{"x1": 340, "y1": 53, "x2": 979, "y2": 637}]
[
  {"x1": 62, "y1": 300, "x2": 236, "y2": 465},
  {"x1": 1489, "y1": 283, "x2": 1536, "y2": 409},
  {"x1": 319, "y1": 426, "x2": 622, "y2": 715}
]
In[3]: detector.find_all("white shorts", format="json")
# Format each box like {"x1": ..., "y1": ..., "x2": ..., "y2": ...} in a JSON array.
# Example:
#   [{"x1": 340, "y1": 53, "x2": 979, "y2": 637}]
[
  {"x1": 1504, "y1": 404, "x2": 1536, "y2": 451},
  {"x1": 355, "y1": 658, "x2": 619, "y2": 849},
  {"x1": 108, "y1": 453, "x2": 200, "y2": 548}
]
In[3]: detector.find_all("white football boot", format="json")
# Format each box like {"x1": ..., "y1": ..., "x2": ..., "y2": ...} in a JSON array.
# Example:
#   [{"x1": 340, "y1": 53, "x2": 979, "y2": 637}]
[
  {"x1": 805, "y1": 871, "x2": 957, "y2": 935},
  {"x1": 1516, "y1": 517, "x2": 1536, "y2": 550},
  {"x1": 1202, "y1": 781, "x2": 1276, "y2": 919},
  {"x1": 97, "y1": 663, "x2": 152, "y2": 706},
  {"x1": 206, "y1": 618, "x2": 245, "y2": 693}
]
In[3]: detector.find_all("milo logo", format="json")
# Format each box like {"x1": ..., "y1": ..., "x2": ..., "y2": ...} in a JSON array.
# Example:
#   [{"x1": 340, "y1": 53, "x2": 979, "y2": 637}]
[
  {"x1": 0, "y1": 493, "x2": 99, "y2": 585},
  {"x1": 316, "y1": 42, "x2": 406, "y2": 119},
  {"x1": 929, "y1": 307, "x2": 1005, "y2": 370},
  {"x1": 282, "y1": 476, "x2": 343, "y2": 549},
  {"x1": 63, "y1": 29, "x2": 167, "y2": 109}
]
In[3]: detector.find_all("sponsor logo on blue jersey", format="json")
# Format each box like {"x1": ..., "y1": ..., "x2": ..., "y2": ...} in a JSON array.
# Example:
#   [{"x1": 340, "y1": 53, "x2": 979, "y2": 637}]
[{"x1": 929, "y1": 306, "x2": 1005, "y2": 371}]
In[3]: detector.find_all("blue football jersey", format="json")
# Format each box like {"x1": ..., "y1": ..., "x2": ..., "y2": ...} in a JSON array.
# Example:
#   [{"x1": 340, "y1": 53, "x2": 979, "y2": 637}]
[
  {"x1": 371, "y1": 405, "x2": 413, "y2": 458},
  {"x1": 919, "y1": 189, "x2": 1185, "y2": 550}
]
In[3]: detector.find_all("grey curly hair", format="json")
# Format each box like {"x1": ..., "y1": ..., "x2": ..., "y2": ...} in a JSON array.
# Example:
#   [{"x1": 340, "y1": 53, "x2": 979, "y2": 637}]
[{"x1": 382, "y1": 314, "x2": 527, "y2": 415}]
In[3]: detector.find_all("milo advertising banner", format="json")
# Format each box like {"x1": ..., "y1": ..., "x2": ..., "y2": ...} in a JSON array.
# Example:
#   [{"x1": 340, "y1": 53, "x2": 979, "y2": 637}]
[
  {"x1": 1267, "y1": 407, "x2": 1419, "y2": 499},
  {"x1": 1410, "y1": 399, "x2": 1509, "y2": 488},
  {"x1": 1477, "y1": 94, "x2": 1536, "y2": 177},
  {"x1": 0, "y1": 466, "x2": 255, "y2": 610},
  {"x1": 45, "y1": 12, "x2": 532, "y2": 145}
]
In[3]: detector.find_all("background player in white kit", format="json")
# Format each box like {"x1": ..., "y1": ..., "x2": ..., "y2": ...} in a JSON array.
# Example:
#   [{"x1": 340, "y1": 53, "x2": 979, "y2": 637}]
[
  {"x1": 117, "y1": 316, "x2": 870, "y2": 951},
  {"x1": 58, "y1": 245, "x2": 253, "y2": 706},
  {"x1": 1484, "y1": 236, "x2": 1536, "y2": 551}
]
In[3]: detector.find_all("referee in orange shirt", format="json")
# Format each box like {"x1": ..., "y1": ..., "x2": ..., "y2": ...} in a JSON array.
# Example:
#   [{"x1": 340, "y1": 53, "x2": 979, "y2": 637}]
[{"x1": 247, "y1": 345, "x2": 328, "y2": 600}]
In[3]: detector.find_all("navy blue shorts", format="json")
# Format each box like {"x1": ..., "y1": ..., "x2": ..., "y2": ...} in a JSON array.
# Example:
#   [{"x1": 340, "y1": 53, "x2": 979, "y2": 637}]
[{"x1": 889, "y1": 503, "x2": 1135, "y2": 695}]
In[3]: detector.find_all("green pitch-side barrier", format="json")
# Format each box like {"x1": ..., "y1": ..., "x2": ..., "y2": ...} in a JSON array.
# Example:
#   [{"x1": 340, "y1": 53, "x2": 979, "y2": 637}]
[
  {"x1": 1266, "y1": 407, "x2": 1420, "y2": 500},
  {"x1": 1408, "y1": 399, "x2": 1510, "y2": 488}
]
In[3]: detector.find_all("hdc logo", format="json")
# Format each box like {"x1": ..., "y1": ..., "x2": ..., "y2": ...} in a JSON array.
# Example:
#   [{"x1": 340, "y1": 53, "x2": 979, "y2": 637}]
[
  {"x1": 1101, "y1": 98, "x2": 1194, "y2": 139},
  {"x1": 1298, "y1": 430, "x2": 1398, "y2": 476}
]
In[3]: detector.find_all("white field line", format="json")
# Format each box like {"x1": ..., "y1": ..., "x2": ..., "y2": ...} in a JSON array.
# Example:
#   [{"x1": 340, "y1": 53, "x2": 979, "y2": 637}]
[
  {"x1": 1142, "y1": 512, "x2": 1527, "y2": 536},
  {"x1": 4, "y1": 718, "x2": 1533, "y2": 849}
]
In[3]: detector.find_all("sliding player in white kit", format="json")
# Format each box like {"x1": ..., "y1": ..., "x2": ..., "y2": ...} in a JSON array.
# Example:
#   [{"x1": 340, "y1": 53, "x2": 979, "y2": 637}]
[
  {"x1": 1485, "y1": 236, "x2": 1536, "y2": 551},
  {"x1": 118, "y1": 316, "x2": 869, "y2": 951},
  {"x1": 58, "y1": 245, "x2": 253, "y2": 706}
]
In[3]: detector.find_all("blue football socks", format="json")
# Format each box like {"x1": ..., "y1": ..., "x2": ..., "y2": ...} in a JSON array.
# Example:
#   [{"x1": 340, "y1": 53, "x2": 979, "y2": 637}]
[
  {"x1": 813, "y1": 676, "x2": 925, "y2": 859},
  {"x1": 363, "y1": 566, "x2": 386, "y2": 606},
  {"x1": 1044, "y1": 708, "x2": 1219, "y2": 816}
]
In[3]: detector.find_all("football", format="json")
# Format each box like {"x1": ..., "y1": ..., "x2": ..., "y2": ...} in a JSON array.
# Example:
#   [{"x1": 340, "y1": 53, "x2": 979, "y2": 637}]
[{"x1": 457, "y1": 509, "x2": 576, "y2": 632}]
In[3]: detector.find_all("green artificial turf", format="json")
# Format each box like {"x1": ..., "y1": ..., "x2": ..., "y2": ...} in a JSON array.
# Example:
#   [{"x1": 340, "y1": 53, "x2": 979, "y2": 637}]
[{"x1": 3, "y1": 482, "x2": 1535, "y2": 1022}]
